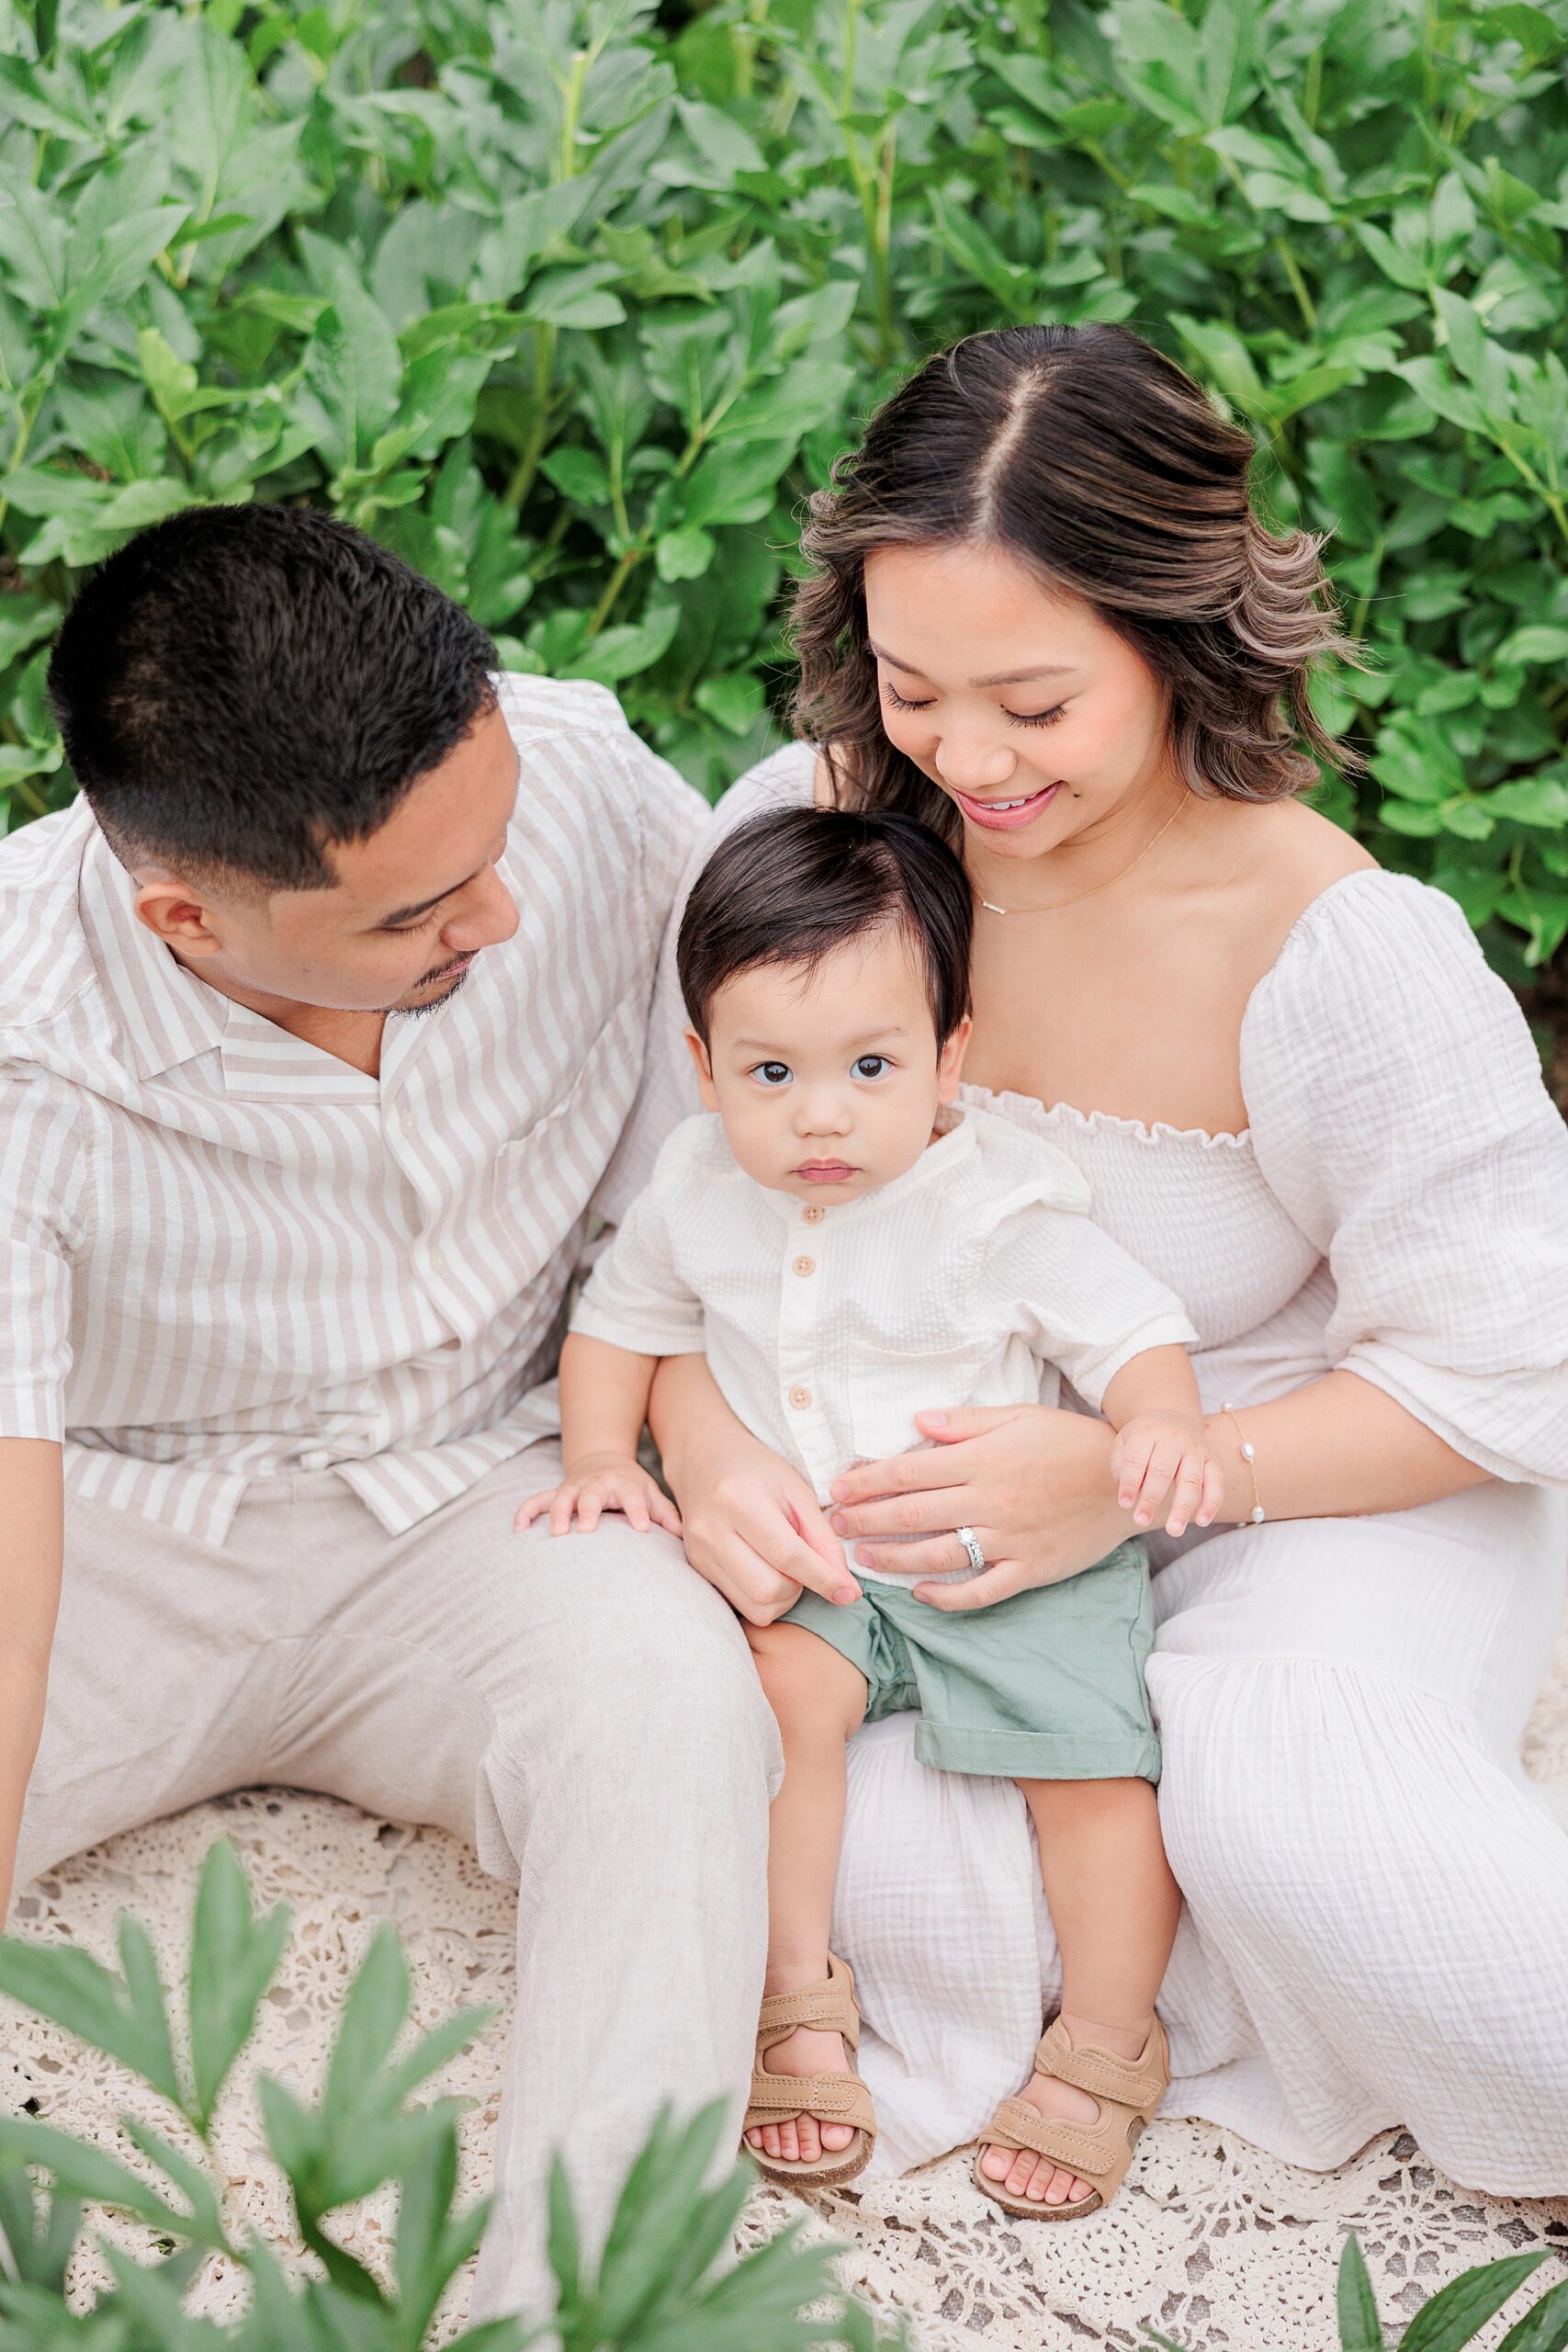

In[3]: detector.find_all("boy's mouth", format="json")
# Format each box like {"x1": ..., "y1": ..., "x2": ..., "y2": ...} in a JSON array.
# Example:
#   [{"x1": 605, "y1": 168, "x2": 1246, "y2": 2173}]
[{"x1": 793, "y1": 1159, "x2": 856, "y2": 1183}]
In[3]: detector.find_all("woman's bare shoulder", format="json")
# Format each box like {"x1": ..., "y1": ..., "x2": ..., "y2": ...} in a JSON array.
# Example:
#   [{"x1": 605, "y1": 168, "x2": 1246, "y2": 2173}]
[{"x1": 1226, "y1": 795, "x2": 1378, "y2": 925}]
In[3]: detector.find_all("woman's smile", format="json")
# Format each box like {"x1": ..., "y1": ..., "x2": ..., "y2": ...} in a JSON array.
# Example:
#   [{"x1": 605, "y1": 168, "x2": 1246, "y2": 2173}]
[{"x1": 951, "y1": 781, "x2": 1063, "y2": 831}]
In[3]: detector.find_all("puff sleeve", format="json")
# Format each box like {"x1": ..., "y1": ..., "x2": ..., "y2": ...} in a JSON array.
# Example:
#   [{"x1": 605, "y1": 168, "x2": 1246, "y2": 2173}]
[{"x1": 1241, "y1": 870, "x2": 1568, "y2": 1484}]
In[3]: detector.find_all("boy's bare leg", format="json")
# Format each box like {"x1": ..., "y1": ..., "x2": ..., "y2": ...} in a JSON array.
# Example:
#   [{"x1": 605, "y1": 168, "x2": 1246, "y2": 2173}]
[
  {"x1": 979, "y1": 1777, "x2": 1179, "y2": 2208},
  {"x1": 743, "y1": 1622, "x2": 869, "y2": 2165}
]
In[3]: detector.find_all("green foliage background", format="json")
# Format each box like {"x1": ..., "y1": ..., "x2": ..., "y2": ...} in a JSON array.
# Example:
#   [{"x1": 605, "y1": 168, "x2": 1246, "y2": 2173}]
[{"x1": 0, "y1": 0, "x2": 1566, "y2": 992}]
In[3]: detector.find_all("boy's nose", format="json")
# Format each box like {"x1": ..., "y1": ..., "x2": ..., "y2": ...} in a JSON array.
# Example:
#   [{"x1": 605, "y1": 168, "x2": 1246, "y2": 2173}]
[{"x1": 794, "y1": 1093, "x2": 851, "y2": 1136}]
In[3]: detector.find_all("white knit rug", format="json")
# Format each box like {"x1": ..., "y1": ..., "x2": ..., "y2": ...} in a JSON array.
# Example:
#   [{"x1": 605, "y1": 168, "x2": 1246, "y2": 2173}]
[{"x1": 6, "y1": 1610, "x2": 1567, "y2": 2349}]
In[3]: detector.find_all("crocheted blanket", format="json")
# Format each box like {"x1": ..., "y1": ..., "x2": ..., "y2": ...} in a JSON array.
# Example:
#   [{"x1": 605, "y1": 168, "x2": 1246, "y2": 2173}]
[{"x1": 5, "y1": 1611, "x2": 1566, "y2": 2349}]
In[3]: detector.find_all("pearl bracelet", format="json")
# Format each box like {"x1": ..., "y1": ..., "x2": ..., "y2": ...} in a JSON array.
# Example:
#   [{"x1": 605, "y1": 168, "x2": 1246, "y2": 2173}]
[{"x1": 1218, "y1": 1401, "x2": 1266, "y2": 1524}]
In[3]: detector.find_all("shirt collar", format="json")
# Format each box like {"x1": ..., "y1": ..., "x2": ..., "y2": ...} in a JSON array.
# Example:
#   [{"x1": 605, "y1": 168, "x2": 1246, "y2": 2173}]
[{"x1": 78, "y1": 819, "x2": 378, "y2": 1104}]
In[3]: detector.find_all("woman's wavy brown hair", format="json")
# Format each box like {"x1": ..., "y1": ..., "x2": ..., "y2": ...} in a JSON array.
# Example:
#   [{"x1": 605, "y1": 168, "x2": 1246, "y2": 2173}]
[{"x1": 790, "y1": 322, "x2": 1359, "y2": 838}]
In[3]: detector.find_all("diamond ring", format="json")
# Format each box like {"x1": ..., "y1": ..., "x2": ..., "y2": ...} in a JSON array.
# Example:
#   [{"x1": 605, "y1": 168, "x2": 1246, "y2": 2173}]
[{"x1": 955, "y1": 1524, "x2": 986, "y2": 1573}]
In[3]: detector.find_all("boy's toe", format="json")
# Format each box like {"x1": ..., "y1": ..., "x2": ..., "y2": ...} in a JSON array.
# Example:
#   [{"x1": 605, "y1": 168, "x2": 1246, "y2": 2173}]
[
  {"x1": 795, "y1": 2116, "x2": 821, "y2": 2162},
  {"x1": 821, "y1": 2120, "x2": 854, "y2": 2152}
]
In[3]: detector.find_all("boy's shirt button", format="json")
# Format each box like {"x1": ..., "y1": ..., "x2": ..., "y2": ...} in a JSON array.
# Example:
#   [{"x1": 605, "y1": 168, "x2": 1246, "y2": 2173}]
[
  {"x1": 788, "y1": 1385, "x2": 812, "y2": 1409},
  {"x1": 792, "y1": 1255, "x2": 816, "y2": 1277},
  {"x1": 801, "y1": 1204, "x2": 825, "y2": 1223}
]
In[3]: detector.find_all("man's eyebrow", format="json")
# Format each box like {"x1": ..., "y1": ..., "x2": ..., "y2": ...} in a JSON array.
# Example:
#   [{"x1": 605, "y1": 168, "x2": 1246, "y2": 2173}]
[
  {"x1": 376, "y1": 866, "x2": 482, "y2": 928},
  {"x1": 867, "y1": 639, "x2": 1075, "y2": 689}
]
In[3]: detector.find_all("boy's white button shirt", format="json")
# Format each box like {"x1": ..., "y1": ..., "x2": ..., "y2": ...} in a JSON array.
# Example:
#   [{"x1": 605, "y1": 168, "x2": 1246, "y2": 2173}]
[{"x1": 573, "y1": 1103, "x2": 1198, "y2": 1580}]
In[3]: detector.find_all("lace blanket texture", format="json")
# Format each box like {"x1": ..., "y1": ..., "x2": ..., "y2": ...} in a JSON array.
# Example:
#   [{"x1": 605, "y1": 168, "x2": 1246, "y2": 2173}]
[{"x1": 5, "y1": 1606, "x2": 1567, "y2": 2351}]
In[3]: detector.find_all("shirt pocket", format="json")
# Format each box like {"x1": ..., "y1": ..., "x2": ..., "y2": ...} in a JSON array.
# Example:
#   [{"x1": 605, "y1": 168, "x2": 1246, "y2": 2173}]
[{"x1": 847, "y1": 1339, "x2": 991, "y2": 1467}]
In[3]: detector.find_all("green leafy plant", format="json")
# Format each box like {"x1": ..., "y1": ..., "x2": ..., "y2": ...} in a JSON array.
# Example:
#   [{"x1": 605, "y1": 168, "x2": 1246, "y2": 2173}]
[
  {"x1": 1144, "y1": 2233, "x2": 1568, "y2": 2352},
  {"x1": 0, "y1": 0, "x2": 1566, "y2": 998},
  {"x1": 0, "y1": 1838, "x2": 897, "y2": 2349}
]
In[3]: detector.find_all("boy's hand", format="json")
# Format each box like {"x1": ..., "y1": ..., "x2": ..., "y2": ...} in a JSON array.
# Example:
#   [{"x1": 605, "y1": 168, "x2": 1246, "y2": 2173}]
[
  {"x1": 1110, "y1": 1413, "x2": 1224, "y2": 1538},
  {"x1": 513, "y1": 1453, "x2": 684, "y2": 1539}
]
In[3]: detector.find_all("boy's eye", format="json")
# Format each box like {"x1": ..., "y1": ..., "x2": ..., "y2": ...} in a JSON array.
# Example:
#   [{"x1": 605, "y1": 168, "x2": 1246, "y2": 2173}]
[
  {"x1": 752, "y1": 1061, "x2": 792, "y2": 1087},
  {"x1": 853, "y1": 1055, "x2": 889, "y2": 1080}
]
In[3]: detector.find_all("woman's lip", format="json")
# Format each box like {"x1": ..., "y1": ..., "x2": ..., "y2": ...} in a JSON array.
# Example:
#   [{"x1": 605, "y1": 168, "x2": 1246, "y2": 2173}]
[
  {"x1": 795, "y1": 1161, "x2": 855, "y2": 1182},
  {"x1": 953, "y1": 781, "x2": 1062, "y2": 831}
]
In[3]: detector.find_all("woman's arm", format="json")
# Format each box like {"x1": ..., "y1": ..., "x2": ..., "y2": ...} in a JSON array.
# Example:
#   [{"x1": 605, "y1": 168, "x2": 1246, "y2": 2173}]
[
  {"x1": 1201, "y1": 1367, "x2": 1488, "y2": 1524},
  {"x1": 825, "y1": 1368, "x2": 1489, "y2": 1613},
  {"x1": 649, "y1": 1352, "x2": 859, "y2": 1621}
]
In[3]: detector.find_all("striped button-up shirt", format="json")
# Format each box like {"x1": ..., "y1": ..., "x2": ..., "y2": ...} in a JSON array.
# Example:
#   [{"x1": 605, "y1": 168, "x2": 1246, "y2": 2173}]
[{"x1": 0, "y1": 674, "x2": 706, "y2": 1545}]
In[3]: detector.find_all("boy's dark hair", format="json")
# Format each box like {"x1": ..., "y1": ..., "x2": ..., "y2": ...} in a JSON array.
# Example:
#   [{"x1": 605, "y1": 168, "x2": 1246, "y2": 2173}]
[
  {"x1": 677, "y1": 805, "x2": 973, "y2": 1050},
  {"x1": 48, "y1": 504, "x2": 499, "y2": 891}
]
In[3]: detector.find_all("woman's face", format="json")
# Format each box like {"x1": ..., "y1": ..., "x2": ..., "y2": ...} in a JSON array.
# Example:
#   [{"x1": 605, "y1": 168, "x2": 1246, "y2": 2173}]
[{"x1": 862, "y1": 540, "x2": 1177, "y2": 865}]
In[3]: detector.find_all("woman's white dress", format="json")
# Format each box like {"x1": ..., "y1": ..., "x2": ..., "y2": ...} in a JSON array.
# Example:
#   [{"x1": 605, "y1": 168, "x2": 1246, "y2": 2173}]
[{"x1": 671, "y1": 744, "x2": 1568, "y2": 2195}]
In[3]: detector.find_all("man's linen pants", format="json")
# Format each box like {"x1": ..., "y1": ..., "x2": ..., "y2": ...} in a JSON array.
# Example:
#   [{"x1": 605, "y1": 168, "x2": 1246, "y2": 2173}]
[{"x1": 12, "y1": 1445, "x2": 779, "y2": 2323}]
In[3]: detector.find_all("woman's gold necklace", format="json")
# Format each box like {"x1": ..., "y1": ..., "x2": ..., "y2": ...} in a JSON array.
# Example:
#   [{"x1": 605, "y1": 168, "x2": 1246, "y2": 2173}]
[{"x1": 976, "y1": 796, "x2": 1186, "y2": 917}]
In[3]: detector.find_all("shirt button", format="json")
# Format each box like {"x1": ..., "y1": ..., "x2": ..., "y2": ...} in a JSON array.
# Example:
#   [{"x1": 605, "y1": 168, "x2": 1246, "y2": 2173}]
[
  {"x1": 801, "y1": 1204, "x2": 825, "y2": 1224},
  {"x1": 429, "y1": 1249, "x2": 446, "y2": 1275},
  {"x1": 400, "y1": 1108, "x2": 417, "y2": 1135},
  {"x1": 792, "y1": 1255, "x2": 816, "y2": 1277},
  {"x1": 299, "y1": 1450, "x2": 330, "y2": 1472},
  {"x1": 788, "y1": 1385, "x2": 812, "y2": 1409}
]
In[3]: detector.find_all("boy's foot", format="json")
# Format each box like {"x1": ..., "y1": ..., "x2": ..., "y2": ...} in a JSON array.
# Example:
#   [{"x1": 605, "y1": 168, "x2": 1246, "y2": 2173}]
[
  {"x1": 744, "y1": 2024, "x2": 859, "y2": 2165},
  {"x1": 977, "y1": 2015, "x2": 1152, "y2": 2209}
]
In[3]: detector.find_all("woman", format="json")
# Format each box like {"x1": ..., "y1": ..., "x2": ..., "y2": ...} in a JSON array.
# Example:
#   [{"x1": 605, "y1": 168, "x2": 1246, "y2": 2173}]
[{"x1": 649, "y1": 323, "x2": 1568, "y2": 2207}]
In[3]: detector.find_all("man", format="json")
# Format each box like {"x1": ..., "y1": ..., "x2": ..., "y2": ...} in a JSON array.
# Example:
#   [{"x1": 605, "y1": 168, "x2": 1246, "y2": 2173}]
[{"x1": 0, "y1": 504, "x2": 784, "y2": 2319}]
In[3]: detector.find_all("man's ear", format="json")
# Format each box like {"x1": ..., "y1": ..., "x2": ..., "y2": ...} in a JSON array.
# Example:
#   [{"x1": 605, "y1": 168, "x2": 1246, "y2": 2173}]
[
  {"x1": 131, "y1": 874, "x2": 223, "y2": 959},
  {"x1": 936, "y1": 1012, "x2": 972, "y2": 1104},
  {"x1": 683, "y1": 1025, "x2": 720, "y2": 1111}
]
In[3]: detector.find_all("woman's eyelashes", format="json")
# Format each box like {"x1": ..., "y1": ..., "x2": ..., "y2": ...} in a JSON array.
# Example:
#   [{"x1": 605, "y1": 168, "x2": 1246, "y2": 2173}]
[{"x1": 878, "y1": 681, "x2": 1067, "y2": 729}]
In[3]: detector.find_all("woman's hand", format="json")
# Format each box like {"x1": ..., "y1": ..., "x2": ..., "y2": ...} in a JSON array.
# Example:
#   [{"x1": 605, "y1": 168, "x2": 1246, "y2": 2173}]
[
  {"x1": 650, "y1": 1354, "x2": 859, "y2": 1624},
  {"x1": 829, "y1": 1404, "x2": 1131, "y2": 1611}
]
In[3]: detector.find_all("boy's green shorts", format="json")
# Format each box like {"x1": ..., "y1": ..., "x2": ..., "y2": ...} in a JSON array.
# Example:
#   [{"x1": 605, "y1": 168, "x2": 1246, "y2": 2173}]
[{"x1": 782, "y1": 1536, "x2": 1158, "y2": 1783}]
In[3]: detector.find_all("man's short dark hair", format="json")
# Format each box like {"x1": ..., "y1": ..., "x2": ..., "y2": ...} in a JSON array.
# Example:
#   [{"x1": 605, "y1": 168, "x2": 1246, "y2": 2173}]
[
  {"x1": 48, "y1": 504, "x2": 499, "y2": 891},
  {"x1": 677, "y1": 805, "x2": 973, "y2": 1050}
]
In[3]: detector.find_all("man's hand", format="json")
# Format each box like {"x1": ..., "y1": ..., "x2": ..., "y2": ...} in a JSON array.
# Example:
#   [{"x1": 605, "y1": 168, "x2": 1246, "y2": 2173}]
[
  {"x1": 514, "y1": 1453, "x2": 683, "y2": 1539},
  {"x1": 1110, "y1": 1412, "x2": 1223, "y2": 1537}
]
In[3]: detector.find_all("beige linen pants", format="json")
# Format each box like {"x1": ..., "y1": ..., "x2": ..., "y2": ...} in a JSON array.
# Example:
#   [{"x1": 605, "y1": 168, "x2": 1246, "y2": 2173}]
[{"x1": 14, "y1": 1445, "x2": 779, "y2": 2324}]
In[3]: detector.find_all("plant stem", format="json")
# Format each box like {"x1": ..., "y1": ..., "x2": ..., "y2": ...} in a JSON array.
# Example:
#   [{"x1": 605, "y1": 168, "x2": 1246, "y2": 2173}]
[{"x1": 587, "y1": 545, "x2": 646, "y2": 634}]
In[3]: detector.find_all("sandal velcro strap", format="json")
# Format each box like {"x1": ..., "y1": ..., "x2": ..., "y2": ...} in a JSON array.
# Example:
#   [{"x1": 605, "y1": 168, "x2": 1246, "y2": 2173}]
[
  {"x1": 756, "y1": 1954, "x2": 861, "y2": 2054},
  {"x1": 985, "y1": 2097, "x2": 1122, "y2": 2178},
  {"x1": 1032, "y1": 2015, "x2": 1169, "y2": 2111},
  {"x1": 743, "y1": 2069, "x2": 877, "y2": 2134}
]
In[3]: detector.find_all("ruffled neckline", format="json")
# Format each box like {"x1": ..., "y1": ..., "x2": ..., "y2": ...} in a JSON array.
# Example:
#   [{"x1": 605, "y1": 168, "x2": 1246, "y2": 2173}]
[{"x1": 960, "y1": 1081, "x2": 1253, "y2": 1151}]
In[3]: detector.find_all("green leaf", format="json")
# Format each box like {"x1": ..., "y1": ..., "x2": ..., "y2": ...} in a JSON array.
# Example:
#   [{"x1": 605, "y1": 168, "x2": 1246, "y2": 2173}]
[
  {"x1": 0, "y1": 2116, "x2": 193, "y2": 2237},
  {"x1": 1488, "y1": 778, "x2": 1568, "y2": 827},
  {"x1": 0, "y1": 1928, "x2": 182, "y2": 2107},
  {"x1": 1472, "y1": 5, "x2": 1565, "y2": 63},
  {"x1": 656, "y1": 525, "x2": 716, "y2": 581},
  {"x1": 694, "y1": 669, "x2": 763, "y2": 733},
  {"x1": 676, "y1": 96, "x2": 766, "y2": 179},
  {"x1": 541, "y1": 446, "x2": 615, "y2": 505},
  {"x1": 0, "y1": 596, "x2": 60, "y2": 674},
  {"x1": 520, "y1": 266, "x2": 626, "y2": 331},
  {"x1": 1496, "y1": 2278, "x2": 1568, "y2": 2352},
  {"x1": 1398, "y1": 2256, "x2": 1549, "y2": 2352},
  {"x1": 565, "y1": 601, "x2": 681, "y2": 686},
  {"x1": 1497, "y1": 627, "x2": 1568, "y2": 666},
  {"x1": 187, "y1": 1840, "x2": 290, "y2": 2132}
]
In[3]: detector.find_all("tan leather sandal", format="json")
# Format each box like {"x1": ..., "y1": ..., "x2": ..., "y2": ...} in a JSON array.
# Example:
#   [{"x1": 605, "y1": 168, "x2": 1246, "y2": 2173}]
[
  {"x1": 742, "y1": 1952, "x2": 877, "y2": 2190},
  {"x1": 972, "y1": 2013, "x2": 1169, "y2": 2220}
]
